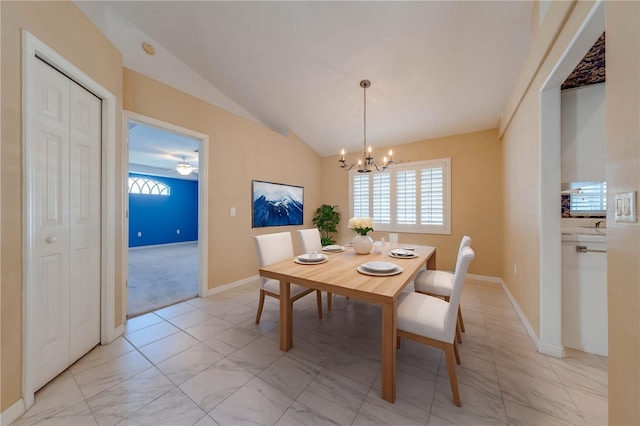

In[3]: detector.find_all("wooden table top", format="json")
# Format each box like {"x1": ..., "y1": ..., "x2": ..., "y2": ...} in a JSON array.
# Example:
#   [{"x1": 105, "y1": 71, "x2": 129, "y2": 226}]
[{"x1": 259, "y1": 245, "x2": 436, "y2": 305}]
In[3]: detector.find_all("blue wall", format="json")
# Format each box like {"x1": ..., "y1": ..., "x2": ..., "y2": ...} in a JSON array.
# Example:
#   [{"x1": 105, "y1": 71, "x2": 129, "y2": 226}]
[{"x1": 129, "y1": 173, "x2": 198, "y2": 247}]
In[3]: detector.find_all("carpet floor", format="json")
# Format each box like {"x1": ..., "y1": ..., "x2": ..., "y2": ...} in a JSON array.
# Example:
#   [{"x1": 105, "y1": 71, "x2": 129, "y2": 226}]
[{"x1": 127, "y1": 242, "x2": 198, "y2": 317}]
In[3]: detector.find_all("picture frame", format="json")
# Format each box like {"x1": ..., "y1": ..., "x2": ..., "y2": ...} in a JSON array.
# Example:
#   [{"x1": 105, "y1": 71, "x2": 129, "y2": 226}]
[{"x1": 252, "y1": 180, "x2": 304, "y2": 228}]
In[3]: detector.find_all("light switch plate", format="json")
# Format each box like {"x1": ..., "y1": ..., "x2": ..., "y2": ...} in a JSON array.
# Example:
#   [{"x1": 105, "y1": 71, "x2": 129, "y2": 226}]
[{"x1": 614, "y1": 191, "x2": 637, "y2": 223}]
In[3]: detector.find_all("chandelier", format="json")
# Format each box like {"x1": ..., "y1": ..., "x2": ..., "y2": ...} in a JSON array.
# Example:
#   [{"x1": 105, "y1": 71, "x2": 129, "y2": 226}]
[
  {"x1": 339, "y1": 79, "x2": 394, "y2": 173},
  {"x1": 176, "y1": 156, "x2": 194, "y2": 176}
]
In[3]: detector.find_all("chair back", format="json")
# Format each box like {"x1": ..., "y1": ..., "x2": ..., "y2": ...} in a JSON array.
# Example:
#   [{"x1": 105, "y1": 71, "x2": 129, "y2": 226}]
[
  {"x1": 444, "y1": 246, "x2": 475, "y2": 342},
  {"x1": 297, "y1": 228, "x2": 323, "y2": 253},
  {"x1": 254, "y1": 232, "x2": 294, "y2": 283},
  {"x1": 454, "y1": 235, "x2": 472, "y2": 271}
]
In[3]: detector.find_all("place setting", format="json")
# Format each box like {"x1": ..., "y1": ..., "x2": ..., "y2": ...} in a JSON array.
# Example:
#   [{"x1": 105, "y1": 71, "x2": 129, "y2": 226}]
[
  {"x1": 322, "y1": 244, "x2": 345, "y2": 253},
  {"x1": 294, "y1": 251, "x2": 328, "y2": 265},
  {"x1": 357, "y1": 261, "x2": 403, "y2": 276},
  {"x1": 388, "y1": 248, "x2": 419, "y2": 259}
]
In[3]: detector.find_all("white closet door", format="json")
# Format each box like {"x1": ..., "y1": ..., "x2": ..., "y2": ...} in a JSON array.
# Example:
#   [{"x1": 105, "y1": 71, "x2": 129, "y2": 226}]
[
  {"x1": 30, "y1": 58, "x2": 101, "y2": 390},
  {"x1": 31, "y1": 59, "x2": 72, "y2": 390},
  {"x1": 68, "y1": 80, "x2": 101, "y2": 362}
]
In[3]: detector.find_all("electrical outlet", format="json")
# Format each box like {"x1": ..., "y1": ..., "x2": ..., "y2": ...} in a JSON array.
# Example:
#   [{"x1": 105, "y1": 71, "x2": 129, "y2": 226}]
[
  {"x1": 230, "y1": 207, "x2": 236, "y2": 216},
  {"x1": 137, "y1": 231, "x2": 142, "y2": 237},
  {"x1": 513, "y1": 264, "x2": 517, "y2": 276},
  {"x1": 176, "y1": 229, "x2": 180, "y2": 234}
]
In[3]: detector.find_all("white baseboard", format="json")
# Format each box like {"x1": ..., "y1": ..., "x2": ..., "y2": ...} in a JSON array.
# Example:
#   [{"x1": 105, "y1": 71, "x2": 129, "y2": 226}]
[
  {"x1": 539, "y1": 341, "x2": 566, "y2": 358},
  {"x1": 1, "y1": 398, "x2": 25, "y2": 426},
  {"x1": 497, "y1": 279, "x2": 558, "y2": 356},
  {"x1": 128, "y1": 241, "x2": 197, "y2": 251},
  {"x1": 471, "y1": 274, "x2": 565, "y2": 358},
  {"x1": 466, "y1": 273, "x2": 503, "y2": 284},
  {"x1": 203, "y1": 275, "x2": 260, "y2": 297}
]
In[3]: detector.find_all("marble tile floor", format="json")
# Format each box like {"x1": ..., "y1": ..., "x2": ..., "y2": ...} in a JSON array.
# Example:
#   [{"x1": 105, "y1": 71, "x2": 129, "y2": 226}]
[{"x1": 14, "y1": 279, "x2": 608, "y2": 425}]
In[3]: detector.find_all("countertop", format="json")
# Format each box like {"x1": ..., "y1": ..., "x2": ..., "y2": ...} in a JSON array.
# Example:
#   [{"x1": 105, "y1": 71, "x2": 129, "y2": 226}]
[{"x1": 562, "y1": 226, "x2": 607, "y2": 243}]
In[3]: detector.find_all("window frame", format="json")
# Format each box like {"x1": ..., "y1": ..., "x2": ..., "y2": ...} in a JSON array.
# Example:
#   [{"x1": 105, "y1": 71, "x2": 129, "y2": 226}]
[
  {"x1": 349, "y1": 158, "x2": 451, "y2": 234},
  {"x1": 569, "y1": 182, "x2": 607, "y2": 217},
  {"x1": 128, "y1": 176, "x2": 171, "y2": 196}
]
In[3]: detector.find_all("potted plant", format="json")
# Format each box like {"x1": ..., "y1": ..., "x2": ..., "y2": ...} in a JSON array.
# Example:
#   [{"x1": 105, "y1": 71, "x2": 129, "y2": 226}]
[{"x1": 312, "y1": 204, "x2": 340, "y2": 246}]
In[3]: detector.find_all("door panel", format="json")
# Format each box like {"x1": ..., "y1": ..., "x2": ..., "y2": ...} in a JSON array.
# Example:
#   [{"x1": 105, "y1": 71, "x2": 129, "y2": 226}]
[
  {"x1": 32, "y1": 59, "x2": 72, "y2": 390},
  {"x1": 69, "y1": 80, "x2": 101, "y2": 362}
]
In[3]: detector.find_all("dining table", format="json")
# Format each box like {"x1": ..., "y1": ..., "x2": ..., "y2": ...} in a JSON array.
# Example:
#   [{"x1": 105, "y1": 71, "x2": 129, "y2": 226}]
[{"x1": 258, "y1": 243, "x2": 436, "y2": 403}]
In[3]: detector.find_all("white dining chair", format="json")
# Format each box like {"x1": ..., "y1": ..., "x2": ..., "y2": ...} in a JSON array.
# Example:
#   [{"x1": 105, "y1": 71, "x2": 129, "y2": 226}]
[
  {"x1": 253, "y1": 231, "x2": 323, "y2": 324},
  {"x1": 396, "y1": 246, "x2": 475, "y2": 407},
  {"x1": 296, "y1": 228, "x2": 340, "y2": 310},
  {"x1": 413, "y1": 235, "x2": 472, "y2": 343}
]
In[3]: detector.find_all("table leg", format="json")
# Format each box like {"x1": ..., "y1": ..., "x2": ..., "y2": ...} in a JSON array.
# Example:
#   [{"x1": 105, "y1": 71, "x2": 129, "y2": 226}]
[
  {"x1": 279, "y1": 279, "x2": 293, "y2": 351},
  {"x1": 381, "y1": 301, "x2": 397, "y2": 403},
  {"x1": 427, "y1": 251, "x2": 436, "y2": 270}
]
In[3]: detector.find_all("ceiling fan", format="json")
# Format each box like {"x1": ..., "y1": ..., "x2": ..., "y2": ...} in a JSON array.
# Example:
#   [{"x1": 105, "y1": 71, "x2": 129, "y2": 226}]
[{"x1": 176, "y1": 156, "x2": 195, "y2": 176}]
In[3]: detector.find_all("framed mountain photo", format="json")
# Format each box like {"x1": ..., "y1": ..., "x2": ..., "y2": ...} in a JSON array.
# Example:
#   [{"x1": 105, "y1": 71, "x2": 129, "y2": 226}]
[{"x1": 252, "y1": 180, "x2": 304, "y2": 228}]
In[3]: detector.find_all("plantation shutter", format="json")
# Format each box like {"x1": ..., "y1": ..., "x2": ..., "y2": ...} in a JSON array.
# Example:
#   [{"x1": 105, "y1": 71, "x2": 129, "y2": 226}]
[
  {"x1": 353, "y1": 174, "x2": 370, "y2": 218},
  {"x1": 396, "y1": 170, "x2": 417, "y2": 224},
  {"x1": 421, "y1": 166, "x2": 444, "y2": 225},
  {"x1": 373, "y1": 173, "x2": 391, "y2": 224},
  {"x1": 570, "y1": 182, "x2": 606, "y2": 214}
]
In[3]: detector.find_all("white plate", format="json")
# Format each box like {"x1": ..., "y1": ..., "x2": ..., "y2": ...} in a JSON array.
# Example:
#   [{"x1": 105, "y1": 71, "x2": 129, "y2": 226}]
[
  {"x1": 357, "y1": 265, "x2": 403, "y2": 276},
  {"x1": 389, "y1": 252, "x2": 418, "y2": 259},
  {"x1": 361, "y1": 261, "x2": 397, "y2": 273},
  {"x1": 297, "y1": 253, "x2": 327, "y2": 262},
  {"x1": 390, "y1": 249, "x2": 414, "y2": 257},
  {"x1": 295, "y1": 257, "x2": 328, "y2": 265},
  {"x1": 323, "y1": 245, "x2": 345, "y2": 252}
]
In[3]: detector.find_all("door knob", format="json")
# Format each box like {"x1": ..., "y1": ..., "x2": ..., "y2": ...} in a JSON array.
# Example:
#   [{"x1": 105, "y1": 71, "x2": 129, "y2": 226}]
[{"x1": 46, "y1": 236, "x2": 57, "y2": 243}]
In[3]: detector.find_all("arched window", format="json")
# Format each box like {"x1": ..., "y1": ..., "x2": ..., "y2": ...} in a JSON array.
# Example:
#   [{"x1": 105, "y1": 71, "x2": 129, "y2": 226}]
[{"x1": 128, "y1": 177, "x2": 170, "y2": 196}]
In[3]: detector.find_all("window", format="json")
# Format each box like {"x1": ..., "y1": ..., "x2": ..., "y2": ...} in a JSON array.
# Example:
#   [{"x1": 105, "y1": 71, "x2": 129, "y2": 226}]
[
  {"x1": 128, "y1": 176, "x2": 170, "y2": 196},
  {"x1": 349, "y1": 158, "x2": 451, "y2": 234},
  {"x1": 570, "y1": 182, "x2": 606, "y2": 216}
]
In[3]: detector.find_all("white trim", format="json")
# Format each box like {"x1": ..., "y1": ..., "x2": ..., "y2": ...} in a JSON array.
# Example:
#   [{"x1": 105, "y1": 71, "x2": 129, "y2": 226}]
[
  {"x1": 203, "y1": 275, "x2": 260, "y2": 297},
  {"x1": 122, "y1": 114, "x2": 130, "y2": 324},
  {"x1": 123, "y1": 111, "x2": 210, "y2": 306},
  {"x1": 466, "y1": 273, "x2": 503, "y2": 284},
  {"x1": 112, "y1": 324, "x2": 125, "y2": 340},
  {"x1": 21, "y1": 31, "x2": 119, "y2": 410},
  {"x1": 537, "y1": 0, "x2": 604, "y2": 355},
  {"x1": 429, "y1": 272, "x2": 564, "y2": 357},
  {"x1": 0, "y1": 398, "x2": 25, "y2": 426},
  {"x1": 498, "y1": 278, "x2": 565, "y2": 358}
]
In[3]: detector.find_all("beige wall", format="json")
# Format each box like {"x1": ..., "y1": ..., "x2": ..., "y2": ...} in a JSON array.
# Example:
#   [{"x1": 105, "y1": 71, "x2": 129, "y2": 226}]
[
  {"x1": 320, "y1": 129, "x2": 503, "y2": 277},
  {"x1": 605, "y1": 2, "x2": 640, "y2": 424},
  {"x1": 0, "y1": 1, "x2": 124, "y2": 412},
  {"x1": 501, "y1": 0, "x2": 640, "y2": 423},
  {"x1": 123, "y1": 69, "x2": 322, "y2": 289}
]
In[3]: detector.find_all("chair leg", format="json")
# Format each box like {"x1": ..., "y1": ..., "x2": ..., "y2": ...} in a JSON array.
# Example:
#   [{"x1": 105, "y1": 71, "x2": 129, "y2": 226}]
[
  {"x1": 456, "y1": 320, "x2": 462, "y2": 343},
  {"x1": 458, "y1": 306, "x2": 465, "y2": 333},
  {"x1": 453, "y1": 339, "x2": 461, "y2": 365},
  {"x1": 255, "y1": 290, "x2": 266, "y2": 324},
  {"x1": 444, "y1": 344, "x2": 462, "y2": 407},
  {"x1": 316, "y1": 290, "x2": 323, "y2": 319},
  {"x1": 327, "y1": 292, "x2": 333, "y2": 311}
]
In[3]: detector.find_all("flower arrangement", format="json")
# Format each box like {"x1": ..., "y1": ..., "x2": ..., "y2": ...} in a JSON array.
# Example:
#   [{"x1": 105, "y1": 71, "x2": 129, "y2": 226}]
[{"x1": 348, "y1": 217, "x2": 374, "y2": 236}]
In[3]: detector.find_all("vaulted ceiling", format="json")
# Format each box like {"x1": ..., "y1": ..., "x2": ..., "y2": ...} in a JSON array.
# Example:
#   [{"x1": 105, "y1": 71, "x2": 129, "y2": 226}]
[{"x1": 76, "y1": 1, "x2": 534, "y2": 161}]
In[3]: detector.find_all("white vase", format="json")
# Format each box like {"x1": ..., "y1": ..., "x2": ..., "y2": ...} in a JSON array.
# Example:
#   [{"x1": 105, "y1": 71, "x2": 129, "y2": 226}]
[{"x1": 353, "y1": 234, "x2": 373, "y2": 255}]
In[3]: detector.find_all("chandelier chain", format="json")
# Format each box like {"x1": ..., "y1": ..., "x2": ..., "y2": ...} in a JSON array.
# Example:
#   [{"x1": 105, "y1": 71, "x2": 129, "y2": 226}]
[{"x1": 338, "y1": 79, "x2": 396, "y2": 173}]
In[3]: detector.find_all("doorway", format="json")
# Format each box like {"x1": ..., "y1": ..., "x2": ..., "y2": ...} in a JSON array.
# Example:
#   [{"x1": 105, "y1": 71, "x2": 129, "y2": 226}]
[
  {"x1": 123, "y1": 112, "x2": 209, "y2": 317},
  {"x1": 538, "y1": 0, "x2": 605, "y2": 356}
]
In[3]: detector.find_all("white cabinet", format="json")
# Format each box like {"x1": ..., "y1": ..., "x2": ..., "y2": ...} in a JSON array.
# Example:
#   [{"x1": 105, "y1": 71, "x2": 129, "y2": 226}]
[
  {"x1": 561, "y1": 83, "x2": 606, "y2": 183},
  {"x1": 561, "y1": 235, "x2": 607, "y2": 356}
]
